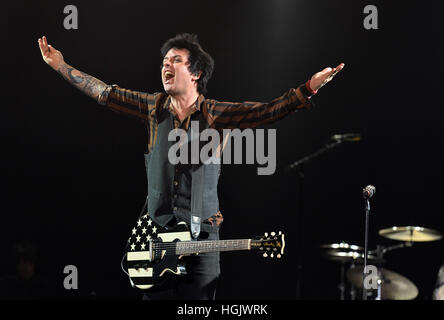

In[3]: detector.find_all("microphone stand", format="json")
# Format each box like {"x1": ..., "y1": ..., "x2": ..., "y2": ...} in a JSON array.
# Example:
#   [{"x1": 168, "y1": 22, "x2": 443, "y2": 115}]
[
  {"x1": 362, "y1": 199, "x2": 371, "y2": 300},
  {"x1": 285, "y1": 140, "x2": 342, "y2": 172},
  {"x1": 284, "y1": 138, "x2": 344, "y2": 300}
]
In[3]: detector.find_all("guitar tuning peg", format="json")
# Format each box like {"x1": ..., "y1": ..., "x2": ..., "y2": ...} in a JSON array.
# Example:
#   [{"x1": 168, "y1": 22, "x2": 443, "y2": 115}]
[
  {"x1": 278, "y1": 231, "x2": 282, "y2": 235},
  {"x1": 270, "y1": 253, "x2": 274, "y2": 258},
  {"x1": 264, "y1": 232, "x2": 268, "y2": 237},
  {"x1": 277, "y1": 254, "x2": 282, "y2": 259},
  {"x1": 271, "y1": 232, "x2": 276, "y2": 236},
  {"x1": 263, "y1": 253, "x2": 268, "y2": 258}
]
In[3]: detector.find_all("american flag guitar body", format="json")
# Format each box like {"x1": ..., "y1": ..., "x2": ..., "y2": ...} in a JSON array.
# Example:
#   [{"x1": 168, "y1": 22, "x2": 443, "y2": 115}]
[{"x1": 125, "y1": 213, "x2": 285, "y2": 290}]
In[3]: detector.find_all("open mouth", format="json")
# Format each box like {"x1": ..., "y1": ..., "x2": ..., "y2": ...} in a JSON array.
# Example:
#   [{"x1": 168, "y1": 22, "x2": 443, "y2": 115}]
[{"x1": 164, "y1": 71, "x2": 175, "y2": 83}]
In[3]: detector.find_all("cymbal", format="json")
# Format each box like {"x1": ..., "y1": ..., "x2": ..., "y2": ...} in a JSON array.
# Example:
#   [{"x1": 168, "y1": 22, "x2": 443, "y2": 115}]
[
  {"x1": 346, "y1": 266, "x2": 418, "y2": 300},
  {"x1": 320, "y1": 242, "x2": 363, "y2": 251},
  {"x1": 379, "y1": 226, "x2": 443, "y2": 242},
  {"x1": 434, "y1": 285, "x2": 444, "y2": 300}
]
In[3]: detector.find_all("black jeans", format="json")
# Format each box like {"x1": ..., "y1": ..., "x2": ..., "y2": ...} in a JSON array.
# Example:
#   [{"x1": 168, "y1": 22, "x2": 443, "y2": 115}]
[{"x1": 142, "y1": 230, "x2": 220, "y2": 300}]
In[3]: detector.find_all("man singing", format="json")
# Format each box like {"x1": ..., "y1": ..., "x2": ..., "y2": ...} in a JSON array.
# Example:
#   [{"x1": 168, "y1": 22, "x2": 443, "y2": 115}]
[{"x1": 38, "y1": 33, "x2": 344, "y2": 299}]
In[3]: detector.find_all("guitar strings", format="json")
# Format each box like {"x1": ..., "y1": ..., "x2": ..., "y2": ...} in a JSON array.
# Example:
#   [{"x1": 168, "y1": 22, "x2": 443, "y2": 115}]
[
  {"x1": 150, "y1": 240, "x2": 252, "y2": 250},
  {"x1": 150, "y1": 247, "x2": 250, "y2": 256},
  {"x1": 148, "y1": 240, "x2": 253, "y2": 253},
  {"x1": 150, "y1": 246, "x2": 252, "y2": 256}
]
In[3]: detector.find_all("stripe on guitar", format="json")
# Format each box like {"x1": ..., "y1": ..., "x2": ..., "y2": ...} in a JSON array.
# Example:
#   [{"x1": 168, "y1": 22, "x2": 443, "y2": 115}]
[
  {"x1": 128, "y1": 267, "x2": 153, "y2": 278},
  {"x1": 135, "y1": 284, "x2": 153, "y2": 290},
  {"x1": 157, "y1": 231, "x2": 191, "y2": 242},
  {"x1": 127, "y1": 251, "x2": 151, "y2": 261},
  {"x1": 131, "y1": 276, "x2": 155, "y2": 290}
]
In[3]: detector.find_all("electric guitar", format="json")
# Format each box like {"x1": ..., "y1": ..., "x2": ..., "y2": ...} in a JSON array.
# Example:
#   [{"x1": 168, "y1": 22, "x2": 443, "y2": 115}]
[{"x1": 125, "y1": 213, "x2": 285, "y2": 290}]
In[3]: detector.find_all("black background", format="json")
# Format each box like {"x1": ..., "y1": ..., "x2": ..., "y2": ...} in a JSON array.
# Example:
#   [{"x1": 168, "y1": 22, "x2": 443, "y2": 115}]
[{"x1": 3, "y1": 0, "x2": 444, "y2": 300}]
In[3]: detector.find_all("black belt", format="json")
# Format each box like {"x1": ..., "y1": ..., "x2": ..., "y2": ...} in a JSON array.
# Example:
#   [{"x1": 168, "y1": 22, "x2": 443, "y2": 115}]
[{"x1": 200, "y1": 221, "x2": 220, "y2": 234}]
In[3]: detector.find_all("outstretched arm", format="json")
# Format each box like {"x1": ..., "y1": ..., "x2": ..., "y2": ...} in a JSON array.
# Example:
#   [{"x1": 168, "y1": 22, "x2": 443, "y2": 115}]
[
  {"x1": 38, "y1": 36, "x2": 107, "y2": 101},
  {"x1": 206, "y1": 63, "x2": 345, "y2": 130}
]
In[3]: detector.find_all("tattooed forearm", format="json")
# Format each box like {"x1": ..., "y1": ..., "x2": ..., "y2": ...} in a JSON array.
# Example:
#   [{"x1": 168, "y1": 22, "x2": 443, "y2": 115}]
[{"x1": 57, "y1": 62, "x2": 107, "y2": 101}]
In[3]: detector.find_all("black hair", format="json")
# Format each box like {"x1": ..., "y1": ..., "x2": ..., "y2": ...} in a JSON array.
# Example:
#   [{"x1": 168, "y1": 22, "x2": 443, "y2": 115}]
[{"x1": 160, "y1": 33, "x2": 214, "y2": 95}]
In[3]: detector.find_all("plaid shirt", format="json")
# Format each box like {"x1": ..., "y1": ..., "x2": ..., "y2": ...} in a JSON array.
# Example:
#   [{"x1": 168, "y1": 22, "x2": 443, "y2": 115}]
[{"x1": 98, "y1": 83, "x2": 314, "y2": 152}]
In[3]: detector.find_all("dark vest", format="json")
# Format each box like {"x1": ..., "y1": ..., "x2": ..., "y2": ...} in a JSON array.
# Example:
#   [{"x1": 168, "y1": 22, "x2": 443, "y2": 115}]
[{"x1": 144, "y1": 96, "x2": 221, "y2": 228}]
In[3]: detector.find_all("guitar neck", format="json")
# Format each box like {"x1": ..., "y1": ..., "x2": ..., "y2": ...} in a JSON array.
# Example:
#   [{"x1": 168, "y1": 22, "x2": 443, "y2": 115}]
[{"x1": 175, "y1": 239, "x2": 257, "y2": 255}]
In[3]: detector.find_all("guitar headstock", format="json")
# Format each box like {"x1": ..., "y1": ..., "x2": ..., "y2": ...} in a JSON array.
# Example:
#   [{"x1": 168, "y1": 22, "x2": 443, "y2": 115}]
[{"x1": 252, "y1": 231, "x2": 285, "y2": 259}]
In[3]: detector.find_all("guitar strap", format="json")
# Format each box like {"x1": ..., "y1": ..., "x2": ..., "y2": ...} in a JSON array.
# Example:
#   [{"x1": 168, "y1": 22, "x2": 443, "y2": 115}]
[
  {"x1": 137, "y1": 195, "x2": 148, "y2": 220},
  {"x1": 189, "y1": 112, "x2": 205, "y2": 240},
  {"x1": 190, "y1": 164, "x2": 204, "y2": 240}
]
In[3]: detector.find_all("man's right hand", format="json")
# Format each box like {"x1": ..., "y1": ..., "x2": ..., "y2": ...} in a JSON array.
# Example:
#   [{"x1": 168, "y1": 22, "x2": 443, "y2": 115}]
[
  {"x1": 38, "y1": 36, "x2": 64, "y2": 71},
  {"x1": 37, "y1": 35, "x2": 107, "y2": 101}
]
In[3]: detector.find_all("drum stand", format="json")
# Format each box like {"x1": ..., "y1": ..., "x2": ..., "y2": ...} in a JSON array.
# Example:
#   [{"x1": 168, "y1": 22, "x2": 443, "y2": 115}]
[
  {"x1": 349, "y1": 263, "x2": 357, "y2": 300},
  {"x1": 339, "y1": 262, "x2": 346, "y2": 300}
]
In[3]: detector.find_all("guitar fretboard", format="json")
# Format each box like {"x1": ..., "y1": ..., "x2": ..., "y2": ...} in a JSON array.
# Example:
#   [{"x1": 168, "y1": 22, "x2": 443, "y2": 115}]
[{"x1": 174, "y1": 239, "x2": 252, "y2": 255}]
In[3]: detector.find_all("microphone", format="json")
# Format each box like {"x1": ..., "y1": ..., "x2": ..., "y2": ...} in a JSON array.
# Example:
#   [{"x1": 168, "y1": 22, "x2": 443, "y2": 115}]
[
  {"x1": 331, "y1": 133, "x2": 361, "y2": 142},
  {"x1": 363, "y1": 185, "x2": 376, "y2": 199}
]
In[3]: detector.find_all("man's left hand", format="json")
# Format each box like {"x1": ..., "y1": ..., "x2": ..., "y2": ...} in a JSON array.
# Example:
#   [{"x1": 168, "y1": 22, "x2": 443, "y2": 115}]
[{"x1": 309, "y1": 63, "x2": 345, "y2": 92}]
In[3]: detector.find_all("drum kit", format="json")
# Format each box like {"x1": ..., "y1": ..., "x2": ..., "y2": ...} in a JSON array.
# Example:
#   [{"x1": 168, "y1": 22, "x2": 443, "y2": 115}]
[{"x1": 321, "y1": 226, "x2": 443, "y2": 300}]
